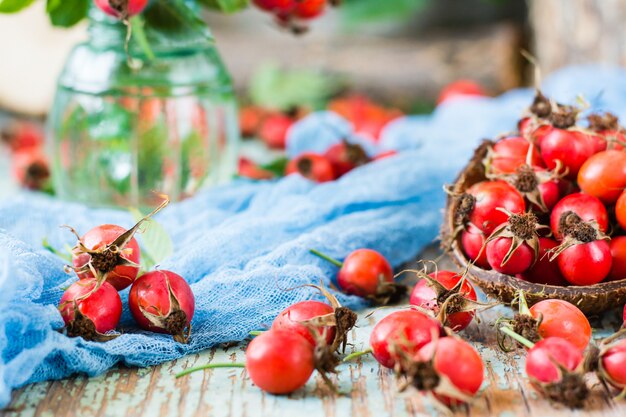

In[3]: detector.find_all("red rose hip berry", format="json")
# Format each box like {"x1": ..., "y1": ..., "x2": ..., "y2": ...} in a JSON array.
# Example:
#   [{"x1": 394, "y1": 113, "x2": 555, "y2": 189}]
[
  {"x1": 246, "y1": 329, "x2": 314, "y2": 394},
  {"x1": 409, "y1": 270, "x2": 478, "y2": 331},
  {"x1": 59, "y1": 278, "x2": 122, "y2": 341},
  {"x1": 550, "y1": 193, "x2": 608, "y2": 240},
  {"x1": 72, "y1": 224, "x2": 141, "y2": 290},
  {"x1": 129, "y1": 270, "x2": 195, "y2": 343},
  {"x1": 95, "y1": 0, "x2": 149, "y2": 19},
  {"x1": 286, "y1": 153, "x2": 335, "y2": 182},
  {"x1": 369, "y1": 309, "x2": 443, "y2": 369},
  {"x1": 525, "y1": 337, "x2": 588, "y2": 408},
  {"x1": 310, "y1": 248, "x2": 404, "y2": 304}
]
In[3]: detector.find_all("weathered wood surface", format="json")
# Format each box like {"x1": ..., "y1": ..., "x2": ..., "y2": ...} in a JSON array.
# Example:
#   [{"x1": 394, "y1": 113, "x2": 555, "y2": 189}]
[
  {"x1": 3, "y1": 252, "x2": 626, "y2": 417},
  {"x1": 210, "y1": 18, "x2": 523, "y2": 102},
  {"x1": 529, "y1": 0, "x2": 626, "y2": 75}
]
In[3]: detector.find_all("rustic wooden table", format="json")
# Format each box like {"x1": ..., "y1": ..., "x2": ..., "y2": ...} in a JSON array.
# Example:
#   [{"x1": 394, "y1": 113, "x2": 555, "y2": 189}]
[{"x1": 3, "y1": 253, "x2": 626, "y2": 417}]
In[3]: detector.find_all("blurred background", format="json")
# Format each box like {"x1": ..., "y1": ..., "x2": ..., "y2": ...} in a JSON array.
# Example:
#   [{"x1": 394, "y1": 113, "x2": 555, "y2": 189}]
[{"x1": 1, "y1": 0, "x2": 624, "y2": 199}]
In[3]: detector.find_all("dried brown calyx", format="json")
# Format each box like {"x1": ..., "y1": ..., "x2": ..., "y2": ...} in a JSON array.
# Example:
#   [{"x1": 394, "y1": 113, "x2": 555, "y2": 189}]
[
  {"x1": 65, "y1": 196, "x2": 169, "y2": 282},
  {"x1": 24, "y1": 160, "x2": 50, "y2": 190},
  {"x1": 558, "y1": 211, "x2": 583, "y2": 238},
  {"x1": 403, "y1": 359, "x2": 441, "y2": 391},
  {"x1": 513, "y1": 165, "x2": 539, "y2": 192},
  {"x1": 529, "y1": 91, "x2": 552, "y2": 118},
  {"x1": 63, "y1": 304, "x2": 118, "y2": 342},
  {"x1": 512, "y1": 313, "x2": 540, "y2": 344},
  {"x1": 549, "y1": 104, "x2": 578, "y2": 129},
  {"x1": 412, "y1": 266, "x2": 492, "y2": 330},
  {"x1": 370, "y1": 277, "x2": 408, "y2": 306},
  {"x1": 138, "y1": 276, "x2": 191, "y2": 344},
  {"x1": 583, "y1": 328, "x2": 626, "y2": 397},
  {"x1": 551, "y1": 213, "x2": 607, "y2": 261},
  {"x1": 496, "y1": 291, "x2": 541, "y2": 351},
  {"x1": 343, "y1": 140, "x2": 370, "y2": 167},
  {"x1": 533, "y1": 370, "x2": 589, "y2": 409},
  {"x1": 297, "y1": 283, "x2": 358, "y2": 354},
  {"x1": 108, "y1": 0, "x2": 131, "y2": 19},
  {"x1": 490, "y1": 162, "x2": 564, "y2": 213},
  {"x1": 297, "y1": 157, "x2": 314, "y2": 176},
  {"x1": 454, "y1": 193, "x2": 476, "y2": 226},
  {"x1": 588, "y1": 112, "x2": 620, "y2": 132},
  {"x1": 484, "y1": 210, "x2": 545, "y2": 268},
  {"x1": 393, "y1": 336, "x2": 475, "y2": 407},
  {"x1": 298, "y1": 283, "x2": 358, "y2": 392}
]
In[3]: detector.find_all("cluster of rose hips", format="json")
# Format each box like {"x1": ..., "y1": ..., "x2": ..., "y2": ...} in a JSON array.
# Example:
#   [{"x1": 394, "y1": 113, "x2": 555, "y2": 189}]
[
  {"x1": 178, "y1": 252, "x2": 626, "y2": 410},
  {"x1": 454, "y1": 90, "x2": 626, "y2": 285},
  {"x1": 178, "y1": 262, "x2": 486, "y2": 406},
  {"x1": 57, "y1": 198, "x2": 196, "y2": 343},
  {"x1": 0, "y1": 121, "x2": 50, "y2": 191},
  {"x1": 498, "y1": 292, "x2": 626, "y2": 407},
  {"x1": 252, "y1": 0, "x2": 338, "y2": 34},
  {"x1": 238, "y1": 95, "x2": 402, "y2": 181}
]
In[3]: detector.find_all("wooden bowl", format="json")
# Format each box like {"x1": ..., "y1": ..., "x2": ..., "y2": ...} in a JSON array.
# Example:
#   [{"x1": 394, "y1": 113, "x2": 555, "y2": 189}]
[{"x1": 441, "y1": 140, "x2": 626, "y2": 315}]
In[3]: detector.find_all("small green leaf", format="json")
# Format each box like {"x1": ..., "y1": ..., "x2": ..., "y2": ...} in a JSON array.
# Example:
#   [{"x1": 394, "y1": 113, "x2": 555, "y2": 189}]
[
  {"x1": 198, "y1": 0, "x2": 249, "y2": 13},
  {"x1": 261, "y1": 157, "x2": 289, "y2": 177},
  {"x1": 0, "y1": 0, "x2": 35, "y2": 13},
  {"x1": 341, "y1": 0, "x2": 427, "y2": 25},
  {"x1": 129, "y1": 208, "x2": 174, "y2": 270},
  {"x1": 46, "y1": 0, "x2": 88, "y2": 27},
  {"x1": 42, "y1": 238, "x2": 73, "y2": 263},
  {"x1": 249, "y1": 64, "x2": 345, "y2": 111}
]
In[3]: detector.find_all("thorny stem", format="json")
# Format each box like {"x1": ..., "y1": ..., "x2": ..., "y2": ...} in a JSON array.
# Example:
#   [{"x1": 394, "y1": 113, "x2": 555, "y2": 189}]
[
  {"x1": 309, "y1": 249, "x2": 344, "y2": 268},
  {"x1": 343, "y1": 348, "x2": 373, "y2": 362},
  {"x1": 175, "y1": 363, "x2": 246, "y2": 378},
  {"x1": 499, "y1": 326, "x2": 535, "y2": 349}
]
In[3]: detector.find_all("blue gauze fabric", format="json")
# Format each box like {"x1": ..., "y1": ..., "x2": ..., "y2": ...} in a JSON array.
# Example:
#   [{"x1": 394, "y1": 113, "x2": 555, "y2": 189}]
[{"x1": 1, "y1": 65, "x2": 625, "y2": 406}]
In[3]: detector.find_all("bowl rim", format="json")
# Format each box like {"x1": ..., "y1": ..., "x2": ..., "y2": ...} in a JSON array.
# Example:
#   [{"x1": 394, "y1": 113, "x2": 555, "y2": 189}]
[{"x1": 442, "y1": 138, "x2": 626, "y2": 296}]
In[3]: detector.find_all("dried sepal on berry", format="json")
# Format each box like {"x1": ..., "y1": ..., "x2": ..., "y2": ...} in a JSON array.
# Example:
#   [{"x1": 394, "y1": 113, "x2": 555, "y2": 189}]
[
  {"x1": 548, "y1": 212, "x2": 609, "y2": 261},
  {"x1": 496, "y1": 291, "x2": 541, "y2": 352},
  {"x1": 62, "y1": 303, "x2": 119, "y2": 342},
  {"x1": 483, "y1": 209, "x2": 547, "y2": 268},
  {"x1": 65, "y1": 196, "x2": 169, "y2": 285},
  {"x1": 292, "y1": 281, "x2": 358, "y2": 392},
  {"x1": 298, "y1": 281, "x2": 358, "y2": 354},
  {"x1": 139, "y1": 277, "x2": 191, "y2": 344},
  {"x1": 584, "y1": 329, "x2": 626, "y2": 399},
  {"x1": 409, "y1": 264, "x2": 493, "y2": 331}
]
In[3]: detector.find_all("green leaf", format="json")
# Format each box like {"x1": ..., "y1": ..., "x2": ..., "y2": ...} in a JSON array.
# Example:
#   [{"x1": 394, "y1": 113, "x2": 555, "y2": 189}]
[
  {"x1": 42, "y1": 238, "x2": 73, "y2": 263},
  {"x1": 0, "y1": 0, "x2": 35, "y2": 13},
  {"x1": 261, "y1": 157, "x2": 288, "y2": 177},
  {"x1": 46, "y1": 0, "x2": 88, "y2": 27},
  {"x1": 341, "y1": 0, "x2": 428, "y2": 25},
  {"x1": 249, "y1": 64, "x2": 345, "y2": 111},
  {"x1": 198, "y1": 0, "x2": 249, "y2": 13},
  {"x1": 129, "y1": 207, "x2": 174, "y2": 270}
]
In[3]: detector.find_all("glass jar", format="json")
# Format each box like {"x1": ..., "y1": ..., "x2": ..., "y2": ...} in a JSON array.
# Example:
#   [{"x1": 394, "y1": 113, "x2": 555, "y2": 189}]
[{"x1": 48, "y1": 0, "x2": 239, "y2": 208}]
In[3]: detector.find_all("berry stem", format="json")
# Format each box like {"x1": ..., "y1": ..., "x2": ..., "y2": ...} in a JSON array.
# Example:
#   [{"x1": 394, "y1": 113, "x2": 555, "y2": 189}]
[
  {"x1": 499, "y1": 326, "x2": 535, "y2": 349},
  {"x1": 176, "y1": 363, "x2": 245, "y2": 378},
  {"x1": 249, "y1": 330, "x2": 265, "y2": 336},
  {"x1": 310, "y1": 249, "x2": 343, "y2": 268},
  {"x1": 129, "y1": 16, "x2": 155, "y2": 61},
  {"x1": 517, "y1": 290, "x2": 532, "y2": 316},
  {"x1": 343, "y1": 348, "x2": 373, "y2": 362}
]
